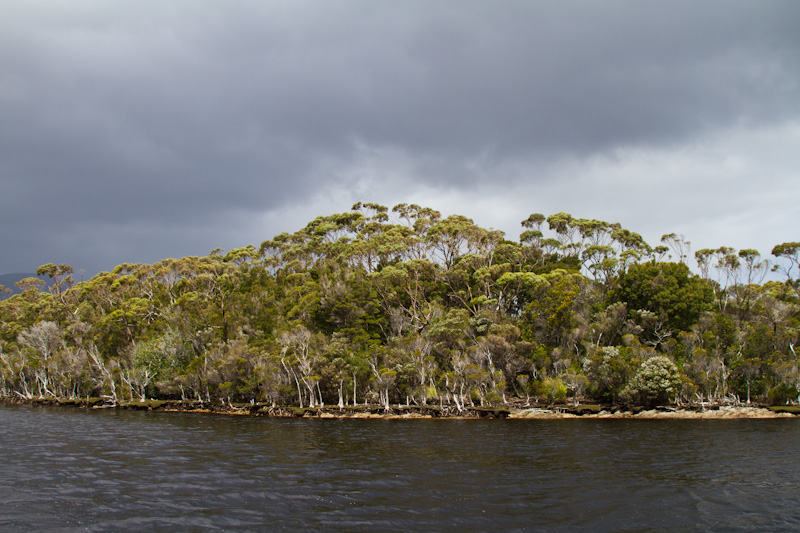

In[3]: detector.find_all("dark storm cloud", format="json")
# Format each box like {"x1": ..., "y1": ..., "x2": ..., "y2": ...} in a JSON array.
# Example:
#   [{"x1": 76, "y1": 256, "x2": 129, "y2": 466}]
[{"x1": 1, "y1": 1, "x2": 799, "y2": 273}]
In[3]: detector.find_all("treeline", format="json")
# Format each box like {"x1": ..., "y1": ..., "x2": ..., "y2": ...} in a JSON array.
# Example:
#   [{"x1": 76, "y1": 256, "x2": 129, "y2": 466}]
[{"x1": 1, "y1": 203, "x2": 798, "y2": 410}]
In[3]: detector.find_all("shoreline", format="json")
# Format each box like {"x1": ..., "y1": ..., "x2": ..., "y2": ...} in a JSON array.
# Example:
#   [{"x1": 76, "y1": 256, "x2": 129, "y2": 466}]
[
  {"x1": 510, "y1": 406, "x2": 797, "y2": 419},
  {"x1": 3, "y1": 397, "x2": 799, "y2": 419}
]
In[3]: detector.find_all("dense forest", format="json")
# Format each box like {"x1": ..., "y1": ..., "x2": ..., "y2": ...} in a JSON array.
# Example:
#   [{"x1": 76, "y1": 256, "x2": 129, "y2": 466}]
[{"x1": 1, "y1": 203, "x2": 799, "y2": 410}]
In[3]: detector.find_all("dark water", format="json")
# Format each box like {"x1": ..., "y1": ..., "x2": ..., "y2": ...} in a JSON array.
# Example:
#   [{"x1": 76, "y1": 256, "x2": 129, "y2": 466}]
[{"x1": 2, "y1": 405, "x2": 800, "y2": 532}]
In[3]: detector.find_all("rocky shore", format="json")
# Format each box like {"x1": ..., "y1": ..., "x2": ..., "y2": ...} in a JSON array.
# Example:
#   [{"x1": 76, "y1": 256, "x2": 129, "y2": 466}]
[
  {"x1": 510, "y1": 405, "x2": 798, "y2": 419},
  {"x1": 4, "y1": 397, "x2": 800, "y2": 419}
]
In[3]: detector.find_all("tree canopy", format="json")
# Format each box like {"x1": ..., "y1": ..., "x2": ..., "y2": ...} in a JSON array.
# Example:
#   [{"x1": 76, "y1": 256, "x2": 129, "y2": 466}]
[{"x1": 1, "y1": 204, "x2": 798, "y2": 410}]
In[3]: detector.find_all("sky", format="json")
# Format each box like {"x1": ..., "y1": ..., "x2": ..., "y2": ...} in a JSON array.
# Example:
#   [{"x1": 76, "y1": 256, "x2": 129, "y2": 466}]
[{"x1": 2, "y1": 1, "x2": 799, "y2": 277}]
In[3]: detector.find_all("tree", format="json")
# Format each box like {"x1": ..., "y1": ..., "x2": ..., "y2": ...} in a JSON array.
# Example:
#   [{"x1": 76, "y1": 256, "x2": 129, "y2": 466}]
[
  {"x1": 17, "y1": 321, "x2": 63, "y2": 397},
  {"x1": 368, "y1": 354, "x2": 397, "y2": 410},
  {"x1": 584, "y1": 345, "x2": 638, "y2": 404},
  {"x1": 610, "y1": 261, "x2": 713, "y2": 335},
  {"x1": 730, "y1": 249, "x2": 769, "y2": 321},
  {"x1": 2, "y1": 204, "x2": 796, "y2": 411},
  {"x1": 772, "y1": 242, "x2": 800, "y2": 298},
  {"x1": 36, "y1": 263, "x2": 77, "y2": 318},
  {"x1": 369, "y1": 259, "x2": 438, "y2": 333},
  {"x1": 279, "y1": 326, "x2": 322, "y2": 408},
  {"x1": 660, "y1": 234, "x2": 691, "y2": 264},
  {"x1": 522, "y1": 269, "x2": 589, "y2": 350},
  {"x1": 563, "y1": 368, "x2": 588, "y2": 406}
]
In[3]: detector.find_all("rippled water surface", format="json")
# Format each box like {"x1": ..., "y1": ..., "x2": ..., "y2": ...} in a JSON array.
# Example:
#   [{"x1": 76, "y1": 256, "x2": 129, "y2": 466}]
[{"x1": 2, "y1": 404, "x2": 800, "y2": 531}]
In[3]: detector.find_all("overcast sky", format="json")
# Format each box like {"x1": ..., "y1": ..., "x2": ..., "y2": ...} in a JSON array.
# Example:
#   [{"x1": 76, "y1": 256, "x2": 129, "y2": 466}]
[{"x1": 2, "y1": 1, "x2": 799, "y2": 276}]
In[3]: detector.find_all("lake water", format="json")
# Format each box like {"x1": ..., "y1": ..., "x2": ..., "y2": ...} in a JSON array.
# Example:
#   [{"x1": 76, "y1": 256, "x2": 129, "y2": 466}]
[{"x1": 1, "y1": 404, "x2": 799, "y2": 531}]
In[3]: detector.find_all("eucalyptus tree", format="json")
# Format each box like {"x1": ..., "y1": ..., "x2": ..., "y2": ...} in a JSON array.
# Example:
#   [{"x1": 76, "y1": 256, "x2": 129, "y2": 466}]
[
  {"x1": 573, "y1": 218, "x2": 619, "y2": 284},
  {"x1": 694, "y1": 311, "x2": 738, "y2": 401},
  {"x1": 494, "y1": 270, "x2": 549, "y2": 318},
  {"x1": 369, "y1": 259, "x2": 439, "y2": 334},
  {"x1": 313, "y1": 332, "x2": 363, "y2": 408},
  {"x1": 772, "y1": 242, "x2": 800, "y2": 298},
  {"x1": 0, "y1": 342, "x2": 15, "y2": 397},
  {"x1": 545, "y1": 215, "x2": 611, "y2": 269},
  {"x1": 520, "y1": 213, "x2": 547, "y2": 267},
  {"x1": 367, "y1": 349, "x2": 397, "y2": 410},
  {"x1": 17, "y1": 320, "x2": 63, "y2": 397},
  {"x1": 36, "y1": 263, "x2": 78, "y2": 319},
  {"x1": 426, "y1": 214, "x2": 497, "y2": 269},
  {"x1": 279, "y1": 325, "x2": 323, "y2": 408},
  {"x1": 728, "y1": 322, "x2": 774, "y2": 404},
  {"x1": 587, "y1": 301, "x2": 628, "y2": 348},
  {"x1": 730, "y1": 249, "x2": 769, "y2": 321},
  {"x1": 252, "y1": 347, "x2": 286, "y2": 406},
  {"x1": 695, "y1": 247, "x2": 741, "y2": 312},
  {"x1": 79, "y1": 267, "x2": 155, "y2": 357},
  {"x1": 345, "y1": 202, "x2": 391, "y2": 273},
  {"x1": 147, "y1": 258, "x2": 195, "y2": 306},
  {"x1": 522, "y1": 268, "x2": 591, "y2": 353},
  {"x1": 660, "y1": 233, "x2": 691, "y2": 264},
  {"x1": 464, "y1": 341, "x2": 506, "y2": 406},
  {"x1": 398, "y1": 334, "x2": 437, "y2": 405},
  {"x1": 170, "y1": 247, "x2": 258, "y2": 346},
  {"x1": 0, "y1": 343, "x2": 34, "y2": 398},
  {"x1": 611, "y1": 227, "x2": 651, "y2": 272},
  {"x1": 391, "y1": 203, "x2": 442, "y2": 262},
  {"x1": 474, "y1": 322, "x2": 532, "y2": 399},
  {"x1": 440, "y1": 249, "x2": 511, "y2": 317},
  {"x1": 2, "y1": 203, "x2": 795, "y2": 408},
  {"x1": 582, "y1": 244, "x2": 618, "y2": 286},
  {"x1": 546, "y1": 212, "x2": 579, "y2": 250},
  {"x1": 87, "y1": 344, "x2": 120, "y2": 404},
  {"x1": 0, "y1": 278, "x2": 52, "y2": 343},
  {"x1": 609, "y1": 261, "x2": 714, "y2": 336}
]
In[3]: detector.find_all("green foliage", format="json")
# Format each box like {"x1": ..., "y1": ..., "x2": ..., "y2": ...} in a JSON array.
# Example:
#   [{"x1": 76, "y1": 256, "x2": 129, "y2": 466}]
[
  {"x1": 768, "y1": 383, "x2": 799, "y2": 406},
  {"x1": 0, "y1": 204, "x2": 797, "y2": 409},
  {"x1": 610, "y1": 261, "x2": 713, "y2": 333},
  {"x1": 539, "y1": 376, "x2": 567, "y2": 405},
  {"x1": 622, "y1": 356, "x2": 682, "y2": 407},
  {"x1": 585, "y1": 346, "x2": 638, "y2": 404}
]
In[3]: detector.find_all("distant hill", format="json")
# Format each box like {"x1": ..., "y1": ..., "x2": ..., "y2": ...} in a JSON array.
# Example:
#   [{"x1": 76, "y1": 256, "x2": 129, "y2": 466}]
[{"x1": 0, "y1": 273, "x2": 52, "y2": 296}]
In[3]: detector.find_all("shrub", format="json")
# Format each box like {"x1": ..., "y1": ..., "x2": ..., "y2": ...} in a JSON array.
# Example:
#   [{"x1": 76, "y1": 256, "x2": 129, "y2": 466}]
[
  {"x1": 768, "y1": 383, "x2": 799, "y2": 406},
  {"x1": 621, "y1": 356, "x2": 681, "y2": 407},
  {"x1": 539, "y1": 376, "x2": 567, "y2": 405}
]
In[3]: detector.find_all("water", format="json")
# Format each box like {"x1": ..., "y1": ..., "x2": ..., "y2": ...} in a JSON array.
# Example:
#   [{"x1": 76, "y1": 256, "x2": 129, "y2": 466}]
[{"x1": 2, "y1": 404, "x2": 799, "y2": 531}]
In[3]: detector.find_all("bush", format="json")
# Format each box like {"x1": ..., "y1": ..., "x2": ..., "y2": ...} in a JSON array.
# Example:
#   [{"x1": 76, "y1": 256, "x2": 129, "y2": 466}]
[
  {"x1": 768, "y1": 383, "x2": 799, "y2": 406},
  {"x1": 621, "y1": 356, "x2": 681, "y2": 407},
  {"x1": 539, "y1": 377, "x2": 567, "y2": 405}
]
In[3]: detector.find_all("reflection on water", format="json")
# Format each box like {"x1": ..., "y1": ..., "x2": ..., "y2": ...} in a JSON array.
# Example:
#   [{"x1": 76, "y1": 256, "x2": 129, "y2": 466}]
[{"x1": 1, "y1": 404, "x2": 799, "y2": 531}]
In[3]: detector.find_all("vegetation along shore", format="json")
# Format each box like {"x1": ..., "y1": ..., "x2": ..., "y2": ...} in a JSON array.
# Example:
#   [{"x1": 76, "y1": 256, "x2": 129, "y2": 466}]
[{"x1": 2, "y1": 204, "x2": 799, "y2": 415}]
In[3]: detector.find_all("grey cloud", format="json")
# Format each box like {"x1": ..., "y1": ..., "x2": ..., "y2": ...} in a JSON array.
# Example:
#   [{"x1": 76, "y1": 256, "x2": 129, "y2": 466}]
[{"x1": 1, "y1": 1, "x2": 799, "y2": 273}]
